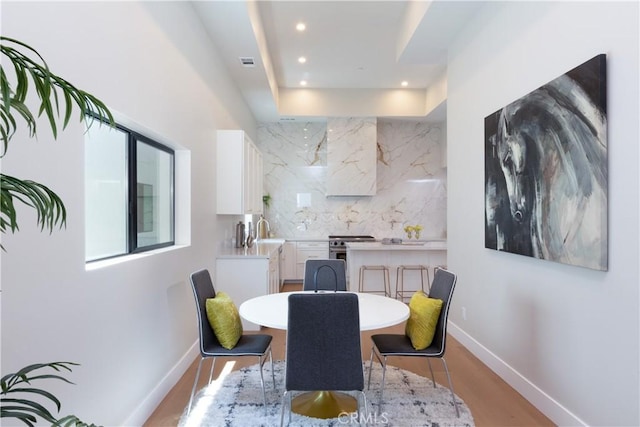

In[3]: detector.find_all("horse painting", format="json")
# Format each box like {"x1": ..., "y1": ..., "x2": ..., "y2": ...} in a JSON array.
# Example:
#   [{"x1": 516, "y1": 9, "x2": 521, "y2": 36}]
[{"x1": 485, "y1": 54, "x2": 607, "y2": 271}]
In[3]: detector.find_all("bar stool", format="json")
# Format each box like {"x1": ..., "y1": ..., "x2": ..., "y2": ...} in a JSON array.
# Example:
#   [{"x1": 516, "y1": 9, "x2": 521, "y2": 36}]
[
  {"x1": 358, "y1": 265, "x2": 391, "y2": 297},
  {"x1": 395, "y1": 265, "x2": 431, "y2": 302}
]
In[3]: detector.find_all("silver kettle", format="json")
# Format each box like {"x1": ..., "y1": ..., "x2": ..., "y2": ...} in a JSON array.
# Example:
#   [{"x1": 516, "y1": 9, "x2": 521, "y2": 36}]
[{"x1": 257, "y1": 215, "x2": 270, "y2": 240}]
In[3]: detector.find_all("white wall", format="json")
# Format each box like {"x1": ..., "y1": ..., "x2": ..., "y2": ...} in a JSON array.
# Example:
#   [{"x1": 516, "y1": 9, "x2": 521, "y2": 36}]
[
  {"x1": 1, "y1": 2, "x2": 256, "y2": 425},
  {"x1": 446, "y1": 2, "x2": 639, "y2": 426}
]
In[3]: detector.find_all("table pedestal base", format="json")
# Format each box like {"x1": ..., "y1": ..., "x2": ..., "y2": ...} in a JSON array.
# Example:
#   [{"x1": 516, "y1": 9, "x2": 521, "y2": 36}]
[{"x1": 291, "y1": 391, "x2": 357, "y2": 419}]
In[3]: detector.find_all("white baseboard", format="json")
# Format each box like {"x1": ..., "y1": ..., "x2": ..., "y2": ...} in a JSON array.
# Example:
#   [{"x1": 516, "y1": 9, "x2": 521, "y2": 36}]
[
  {"x1": 448, "y1": 322, "x2": 587, "y2": 426},
  {"x1": 122, "y1": 342, "x2": 199, "y2": 426}
]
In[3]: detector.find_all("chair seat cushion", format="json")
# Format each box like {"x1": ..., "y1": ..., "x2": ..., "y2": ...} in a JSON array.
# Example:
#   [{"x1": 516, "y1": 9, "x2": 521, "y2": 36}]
[
  {"x1": 205, "y1": 292, "x2": 243, "y2": 349},
  {"x1": 405, "y1": 291, "x2": 443, "y2": 350},
  {"x1": 202, "y1": 333, "x2": 272, "y2": 356},
  {"x1": 371, "y1": 334, "x2": 440, "y2": 356}
]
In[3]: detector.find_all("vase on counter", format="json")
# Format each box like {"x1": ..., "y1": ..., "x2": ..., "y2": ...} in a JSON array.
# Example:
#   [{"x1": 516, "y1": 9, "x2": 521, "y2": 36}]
[
  {"x1": 404, "y1": 225, "x2": 414, "y2": 239},
  {"x1": 235, "y1": 221, "x2": 245, "y2": 248},
  {"x1": 246, "y1": 221, "x2": 255, "y2": 248},
  {"x1": 256, "y1": 215, "x2": 270, "y2": 240}
]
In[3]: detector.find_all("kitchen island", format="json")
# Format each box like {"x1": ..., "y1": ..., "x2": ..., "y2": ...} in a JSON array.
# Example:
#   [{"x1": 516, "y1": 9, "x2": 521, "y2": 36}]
[
  {"x1": 346, "y1": 241, "x2": 447, "y2": 295},
  {"x1": 216, "y1": 239, "x2": 284, "y2": 330}
]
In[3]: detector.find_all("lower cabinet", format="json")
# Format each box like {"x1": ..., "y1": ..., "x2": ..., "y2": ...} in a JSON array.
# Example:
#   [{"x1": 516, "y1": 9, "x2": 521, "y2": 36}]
[
  {"x1": 216, "y1": 251, "x2": 280, "y2": 331},
  {"x1": 295, "y1": 241, "x2": 329, "y2": 281},
  {"x1": 281, "y1": 242, "x2": 297, "y2": 282},
  {"x1": 281, "y1": 241, "x2": 330, "y2": 283},
  {"x1": 269, "y1": 250, "x2": 279, "y2": 294}
]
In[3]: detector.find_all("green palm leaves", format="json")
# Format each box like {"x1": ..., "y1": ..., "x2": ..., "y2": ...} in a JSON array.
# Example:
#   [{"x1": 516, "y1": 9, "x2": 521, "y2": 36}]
[
  {"x1": 0, "y1": 36, "x2": 113, "y2": 150},
  {"x1": 0, "y1": 362, "x2": 96, "y2": 427},
  {"x1": 0, "y1": 174, "x2": 67, "y2": 236},
  {"x1": 0, "y1": 36, "x2": 113, "y2": 245},
  {"x1": 0, "y1": 37, "x2": 113, "y2": 425}
]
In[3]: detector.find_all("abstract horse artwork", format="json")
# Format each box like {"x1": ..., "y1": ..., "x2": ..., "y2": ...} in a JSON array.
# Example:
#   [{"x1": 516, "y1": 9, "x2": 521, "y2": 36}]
[{"x1": 485, "y1": 54, "x2": 607, "y2": 271}]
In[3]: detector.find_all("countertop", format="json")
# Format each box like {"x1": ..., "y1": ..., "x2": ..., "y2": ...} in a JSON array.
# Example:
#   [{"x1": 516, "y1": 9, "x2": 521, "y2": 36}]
[
  {"x1": 346, "y1": 240, "x2": 447, "y2": 251},
  {"x1": 280, "y1": 237, "x2": 329, "y2": 242},
  {"x1": 217, "y1": 239, "x2": 285, "y2": 259}
]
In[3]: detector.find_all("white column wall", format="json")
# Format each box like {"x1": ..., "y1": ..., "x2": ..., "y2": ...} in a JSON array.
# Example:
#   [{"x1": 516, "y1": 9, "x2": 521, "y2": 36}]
[
  {"x1": 1, "y1": 2, "x2": 255, "y2": 425},
  {"x1": 446, "y1": 2, "x2": 639, "y2": 426}
]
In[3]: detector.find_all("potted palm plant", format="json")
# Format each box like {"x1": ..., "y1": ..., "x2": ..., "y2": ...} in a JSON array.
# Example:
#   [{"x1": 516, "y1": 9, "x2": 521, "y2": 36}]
[{"x1": 0, "y1": 36, "x2": 113, "y2": 426}]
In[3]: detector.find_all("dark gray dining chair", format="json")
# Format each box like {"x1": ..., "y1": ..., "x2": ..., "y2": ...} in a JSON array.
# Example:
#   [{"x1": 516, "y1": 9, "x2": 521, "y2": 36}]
[
  {"x1": 280, "y1": 293, "x2": 368, "y2": 426},
  {"x1": 303, "y1": 259, "x2": 347, "y2": 291},
  {"x1": 188, "y1": 269, "x2": 275, "y2": 414},
  {"x1": 367, "y1": 267, "x2": 460, "y2": 417}
]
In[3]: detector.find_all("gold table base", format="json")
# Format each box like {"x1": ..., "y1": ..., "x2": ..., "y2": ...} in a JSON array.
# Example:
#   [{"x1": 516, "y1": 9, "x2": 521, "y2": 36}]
[{"x1": 291, "y1": 391, "x2": 357, "y2": 419}]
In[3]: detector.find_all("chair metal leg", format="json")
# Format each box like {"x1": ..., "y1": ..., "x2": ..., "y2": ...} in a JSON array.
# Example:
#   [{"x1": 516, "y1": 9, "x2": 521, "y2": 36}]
[
  {"x1": 379, "y1": 355, "x2": 388, "y2": 408},
  {"x1": 441, "y1": 357, "x2": 460, "y2": 417},
  {"x1": 367, "y1": 346, "x2": 375, "y2": 389},
  {"x1": 368, "y1": 342, "x2": 389, "y2": 411},
  {"x1": 279, "y1": 390, "x2": 289, "y2": 427},
  {"x1": 208, "y1": 357, "x2": 216, "y2": 384},
  {"x1": 358, "y1": 390, "x2": 369, "y2": 426},
  {"x1": 258, "y1": 355, "x2": 267, "y2": 411},
  {"x1": 269, "y1": 347, "x2": 276, "y2": 388},
  {"x1": 426, "y1": 359, "x2": 436, "y2": 388},
  {"x1": 187, "y1": 356, "x2": 207, "y2": 415},
  {"x1": 367, "y1": 343, "x2": 385, "y2": 390}
]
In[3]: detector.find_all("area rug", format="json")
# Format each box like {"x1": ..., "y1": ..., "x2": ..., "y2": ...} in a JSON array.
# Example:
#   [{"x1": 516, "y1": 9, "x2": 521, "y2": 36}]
[{"x1": 179, "y1": 361, "x2": 474, "y2": 427}]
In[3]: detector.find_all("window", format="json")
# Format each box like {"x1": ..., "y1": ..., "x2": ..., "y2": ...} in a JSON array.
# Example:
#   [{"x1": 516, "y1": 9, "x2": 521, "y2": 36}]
[{"x1": 85, "y1": 121, "x2": 175, "y2": 262}]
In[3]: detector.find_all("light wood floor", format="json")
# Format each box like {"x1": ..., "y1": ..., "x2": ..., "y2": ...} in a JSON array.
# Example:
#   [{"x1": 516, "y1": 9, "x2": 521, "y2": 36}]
[{"x1": 144, "y1": 283, "x2": 554, "y2": 426}]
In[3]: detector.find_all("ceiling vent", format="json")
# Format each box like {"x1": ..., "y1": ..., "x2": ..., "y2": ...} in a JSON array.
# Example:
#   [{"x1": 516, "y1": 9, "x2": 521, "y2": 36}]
[{"x1": 239, "y1": 57, "x2": 255, "y2": 67}]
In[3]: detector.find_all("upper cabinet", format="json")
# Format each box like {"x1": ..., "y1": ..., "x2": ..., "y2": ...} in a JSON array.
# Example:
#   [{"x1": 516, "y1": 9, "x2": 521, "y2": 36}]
[
  {"x1": 216, "y1": 130, "x2": 263, "y2": 215},
  {"x1": 326, "y1": 117, "x2": 377, "y2": 196}
]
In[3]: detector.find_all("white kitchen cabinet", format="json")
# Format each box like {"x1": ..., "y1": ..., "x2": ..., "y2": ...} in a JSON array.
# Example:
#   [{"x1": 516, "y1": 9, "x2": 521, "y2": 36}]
[
  {"x1": 295, "y1": 241, "x2": 329, "y2": 280},
  {"x1": 281, "y1": 242, "x2": 297, "y2": 282},
  {"x1": 269, "y1": 249, "x2": 280, "y2": 294},
  {"x1": 216, "y1": 258, "x2": 268, "y2": 331},
  {"x1": 216, "y1": 248, "x2": 280, "y2": 331},
  {"x1": 216, "y1": 130, "x2": 263, "y2": 215}
]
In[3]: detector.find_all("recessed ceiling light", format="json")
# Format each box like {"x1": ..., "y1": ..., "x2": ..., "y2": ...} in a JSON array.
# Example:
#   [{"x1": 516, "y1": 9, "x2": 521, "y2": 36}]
[
  {"x1": 300, "y1": 80, "x2": 307, "y2": 86},
  {"x1": 401, "y1": 81, "x2": 409, "y2": 87},
  {"x1": 296, "y1": 22, "x2": 306, "y2": 31},
  {"x1": 298, "y1": 56, "x2": 307, "y2": 64}
]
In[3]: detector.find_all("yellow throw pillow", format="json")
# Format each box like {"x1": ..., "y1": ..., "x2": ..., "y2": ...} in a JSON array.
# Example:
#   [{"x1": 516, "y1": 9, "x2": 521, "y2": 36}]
[
  {"x1": 405, "y1": 291, "x2": 443, "y2": 350},
  {"x1": 205, "y1": 292, "x2": 243, "y2": 350}
]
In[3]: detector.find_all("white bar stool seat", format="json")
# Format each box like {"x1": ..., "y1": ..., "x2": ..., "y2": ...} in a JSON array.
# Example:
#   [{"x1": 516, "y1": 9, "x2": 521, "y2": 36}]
[
  {"x1": 395, "y1": 265, "x2": 430, "y2": 302},
  {"x1": 358, "y1": 265, "x2": 391, "y2": 297}
]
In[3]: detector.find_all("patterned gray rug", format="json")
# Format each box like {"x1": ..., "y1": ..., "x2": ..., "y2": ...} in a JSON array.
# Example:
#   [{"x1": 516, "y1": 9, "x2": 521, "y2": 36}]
[{"x1": 179, "y1": 361, "x2": 474, "y2": 426}]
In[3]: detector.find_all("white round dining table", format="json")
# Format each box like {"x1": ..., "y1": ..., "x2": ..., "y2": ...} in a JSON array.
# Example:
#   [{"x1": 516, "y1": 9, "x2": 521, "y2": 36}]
[{"x1": 239, "y1": 291, "x2": 409, "y2": 331}]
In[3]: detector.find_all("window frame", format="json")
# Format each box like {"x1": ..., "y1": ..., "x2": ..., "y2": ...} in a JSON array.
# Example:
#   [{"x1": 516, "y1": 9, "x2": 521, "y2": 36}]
[{"x1": 86, "y1": 119, "x2": 176, "y2": 263}]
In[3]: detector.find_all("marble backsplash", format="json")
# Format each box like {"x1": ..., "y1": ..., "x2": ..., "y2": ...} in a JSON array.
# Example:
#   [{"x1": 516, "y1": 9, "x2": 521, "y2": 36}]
[{"x1": 255, "y1": 119, "x2": 447, "y2": 240}]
